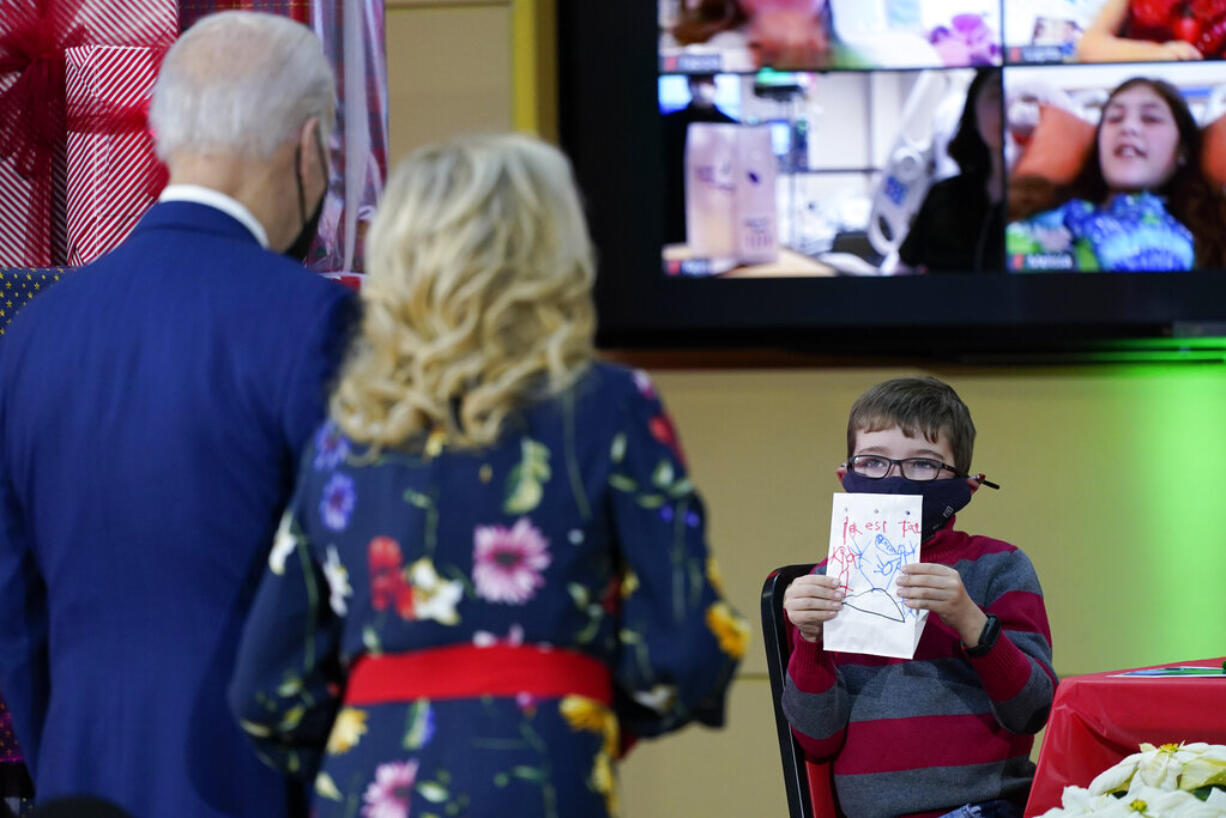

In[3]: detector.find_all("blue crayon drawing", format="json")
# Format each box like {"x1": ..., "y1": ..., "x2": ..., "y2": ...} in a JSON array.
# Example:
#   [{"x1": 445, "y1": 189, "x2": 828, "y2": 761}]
[{"x1": 831, "y1": 532, "x2": 920, "y2": 623}]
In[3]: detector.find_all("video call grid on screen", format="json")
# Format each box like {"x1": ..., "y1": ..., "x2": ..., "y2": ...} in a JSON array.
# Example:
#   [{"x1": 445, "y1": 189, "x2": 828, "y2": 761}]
[{"x1": 658, "y1": 0, "x2": 1226, "y2": 279}]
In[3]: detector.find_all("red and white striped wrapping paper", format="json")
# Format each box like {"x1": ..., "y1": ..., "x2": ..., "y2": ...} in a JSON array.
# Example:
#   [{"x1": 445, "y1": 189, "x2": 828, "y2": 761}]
[
  {"x1": 64, "y1": 45, "x2": 164, "y2": 266},
  {"x1": 0, "y1": 74, "x2": 67, "y2": 267},
  {"x1": 71, "y1": 1, "x2": 178, "y2": 48},
  {"x1": 0, "y1": 0, "x2": 175, "y2": 267}
]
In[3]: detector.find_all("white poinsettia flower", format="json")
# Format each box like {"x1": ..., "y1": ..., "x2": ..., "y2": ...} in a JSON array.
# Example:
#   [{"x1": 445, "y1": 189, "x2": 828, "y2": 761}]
[
  {"x1": 1179, "y1": 744, "x2": 1226, "y2": 790},
  {"x1": 322, "y1": 546, "x2": 352, "y2": 616},
  {"x1": 408, "y1": 557, "x2": 463, "y2": 626},
  {"x1": 1127, "y1": 740, "x2": 1226, "y2": 794},
  {"x1": 1089, "y1": 752, "x2": 1142, "y2": 795},
  {"x1": 1048, "y1": 745, "x2": 1226, "y2": 816},
  {"x1": 269, "y1": 513, "x2": 298, "y2": 575},
  {"x1": 1136, "y1": 748, "x2": 1178, "y2": 791},
  {"x1": 1058, "y1": 788, "x2": 1099, "y2": 812},
  {"x1": 1129, "y1": 784, "x2": 1219, "y2": 817},
  {"x1": 1043, "y1": 787, "x2": 1134, "y2": 818}
]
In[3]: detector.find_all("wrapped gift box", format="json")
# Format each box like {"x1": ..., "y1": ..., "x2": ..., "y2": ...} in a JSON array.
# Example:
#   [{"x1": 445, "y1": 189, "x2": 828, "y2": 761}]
[
  {"x1": 0, "y1": 0, "x2": 175, "y2": 267},
  {"x1": 65, "y1": 45, "x2": 164, "y2": 265},
  {"x1": 0, "y1": 117, "x2": 67, "y2": 267}
]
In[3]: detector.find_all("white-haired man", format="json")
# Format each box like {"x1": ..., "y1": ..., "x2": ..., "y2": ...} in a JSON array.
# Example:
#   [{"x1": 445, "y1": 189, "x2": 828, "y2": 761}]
[{"x1": 0, "y1": 12, "x2": 357, "y2": 817}]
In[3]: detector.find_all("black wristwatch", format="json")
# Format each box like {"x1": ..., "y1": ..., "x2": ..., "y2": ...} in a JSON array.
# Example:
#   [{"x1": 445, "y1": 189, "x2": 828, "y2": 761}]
[{"x1": 965, "y1": 614, "x2": 1000, "y2": 658}]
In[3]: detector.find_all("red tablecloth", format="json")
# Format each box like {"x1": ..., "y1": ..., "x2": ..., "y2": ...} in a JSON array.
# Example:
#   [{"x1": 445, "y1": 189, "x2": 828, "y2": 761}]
[{"x1": 1024, "y1": 657, "x2": 1226, "y2": 816}]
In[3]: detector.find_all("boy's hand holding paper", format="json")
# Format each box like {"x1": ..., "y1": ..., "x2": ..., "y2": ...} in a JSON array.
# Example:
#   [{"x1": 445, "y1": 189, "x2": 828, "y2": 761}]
[
  {"x1": 897, "y1": 562, "x2": 988, "y2": 649},
  {"x1": 782, "y1": 573, "x2": 845, "y2": 644}
]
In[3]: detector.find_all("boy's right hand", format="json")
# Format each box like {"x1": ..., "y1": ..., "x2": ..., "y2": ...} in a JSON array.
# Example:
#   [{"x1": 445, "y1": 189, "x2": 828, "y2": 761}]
[{"x1": 783, "y1": 574, "x2": 844, "y2": 644}]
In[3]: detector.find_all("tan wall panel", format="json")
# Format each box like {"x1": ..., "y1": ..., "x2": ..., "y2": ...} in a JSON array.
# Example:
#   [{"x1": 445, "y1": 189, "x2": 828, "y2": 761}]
[
  {"x1": 620, "y1": 678, "x2": 789, "y2": 818},
  {"x1": 386, "y1": 5, "x2": 513, "y2": 165}
]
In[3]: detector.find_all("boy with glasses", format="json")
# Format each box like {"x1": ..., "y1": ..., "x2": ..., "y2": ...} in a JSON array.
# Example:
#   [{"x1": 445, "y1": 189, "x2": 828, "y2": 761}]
[{"x1": 782, "y1": 376, "x2": 1054, "y2": 818}]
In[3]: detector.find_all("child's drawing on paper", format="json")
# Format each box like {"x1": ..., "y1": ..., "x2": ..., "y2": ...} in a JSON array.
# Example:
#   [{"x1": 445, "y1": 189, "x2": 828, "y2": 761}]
[
  {"x1": 830, "y1": 530, "x2": 920, "y2": 623},
  {"x1": 823, "y1": 492, "x2": 927, "y2": 659}
]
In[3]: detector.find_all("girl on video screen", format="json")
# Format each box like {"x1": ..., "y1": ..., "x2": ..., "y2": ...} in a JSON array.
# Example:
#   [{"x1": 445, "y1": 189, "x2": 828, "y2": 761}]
[
  {"x1": 665, "y1": 0, "x2": 1000, "y2": 69},
  {"x1": 898, "y1": 68, "x2": 1005, "y2": 274},
  {"x1": 1079, "y1": 0, "x2": 1226, "y2": 61},
  {"x1": 667, "y1": 0, "x2": 836, "y2": 69},
  {"x1": 1006, "y1": 77, "x2": 1226, "y2": 272}
]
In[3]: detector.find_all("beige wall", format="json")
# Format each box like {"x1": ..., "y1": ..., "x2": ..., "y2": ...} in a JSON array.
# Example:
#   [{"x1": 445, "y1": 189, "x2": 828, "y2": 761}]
[
  {"x1": 387, "y1": 1, "x2": 514, "y2": 162},
  {"x1": 385, "y1": 6, "x2": 1226, "y2": 816}
]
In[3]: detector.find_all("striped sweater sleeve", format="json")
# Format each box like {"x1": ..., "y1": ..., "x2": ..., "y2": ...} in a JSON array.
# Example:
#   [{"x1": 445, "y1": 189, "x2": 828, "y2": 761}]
[
  {"x1": 781, "y1": 626, "x2": 850, "y2": 760},
  {"x1": 968, "y1": 547, "x2": 1055, "y2": 735}
]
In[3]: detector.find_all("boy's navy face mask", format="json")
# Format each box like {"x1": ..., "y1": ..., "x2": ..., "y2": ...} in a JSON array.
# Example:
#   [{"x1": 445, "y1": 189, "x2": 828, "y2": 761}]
[{"x1": 840, "y1": 472, "x2": 973, "y2": 542}]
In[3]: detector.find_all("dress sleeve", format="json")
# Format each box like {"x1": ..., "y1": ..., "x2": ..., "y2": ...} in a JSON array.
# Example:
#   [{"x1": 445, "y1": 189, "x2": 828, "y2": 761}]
[
  {"x1": 227, "y1": 450, "x2": 344, "y2": 781},
  {"x1": 0, "y1": 473, "x2": 48, "y2": 775},
  {"x1": 606, "y1": 372, "x2": 748, "y2": 741}
]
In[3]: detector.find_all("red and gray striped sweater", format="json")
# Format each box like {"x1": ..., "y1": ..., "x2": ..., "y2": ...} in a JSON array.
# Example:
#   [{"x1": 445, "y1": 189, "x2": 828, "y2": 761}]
[{"x1": 782, "y1": 524, "x2": 1055, "y2": 818}]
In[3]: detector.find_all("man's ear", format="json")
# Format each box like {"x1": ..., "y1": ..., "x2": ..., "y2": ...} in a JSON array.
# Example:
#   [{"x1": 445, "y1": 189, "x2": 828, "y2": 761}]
[
  {"x1": 298, "y1": 117, "x2": 325, "y2": 180},
  {"x1": 967, "y1": 476, "x2": 981, "y2": 495},
  {"x1": 835, "y1": 465, "x2": 847, "y2": 482}
]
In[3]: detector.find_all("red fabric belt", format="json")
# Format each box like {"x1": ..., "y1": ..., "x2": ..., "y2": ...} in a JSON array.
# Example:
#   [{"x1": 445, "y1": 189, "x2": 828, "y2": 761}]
[{"x1": 344, "y1": 644, "x2": 613, "y2": 706}]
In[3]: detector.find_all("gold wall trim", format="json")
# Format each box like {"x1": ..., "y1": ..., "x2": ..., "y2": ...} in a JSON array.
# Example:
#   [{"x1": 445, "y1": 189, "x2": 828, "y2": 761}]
[{"x1": 511, "y1": 0, "x2": 557, "y2": 139}]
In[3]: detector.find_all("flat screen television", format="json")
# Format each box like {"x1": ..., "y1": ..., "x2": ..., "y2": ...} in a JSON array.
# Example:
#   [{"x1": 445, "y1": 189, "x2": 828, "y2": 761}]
[{"x1": 556, "y1": 1, "x2": 1226, "y2": 357}]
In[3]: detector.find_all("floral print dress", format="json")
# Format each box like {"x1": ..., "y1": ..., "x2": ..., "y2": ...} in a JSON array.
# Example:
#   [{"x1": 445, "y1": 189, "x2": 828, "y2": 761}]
[{"x1": 229, "y1": 363, "x2": 748, "y2": 818}]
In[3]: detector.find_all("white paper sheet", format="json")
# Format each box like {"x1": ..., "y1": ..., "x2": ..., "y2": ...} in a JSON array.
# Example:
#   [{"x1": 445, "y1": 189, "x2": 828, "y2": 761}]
[{"x1": 822, "y1": 492, "x2": 928, "y2": 659}]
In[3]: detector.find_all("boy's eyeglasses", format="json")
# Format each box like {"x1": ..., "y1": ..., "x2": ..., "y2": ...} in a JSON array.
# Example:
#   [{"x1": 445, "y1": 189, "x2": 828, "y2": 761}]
[{"x1": 845, "y1": 455, "x2": 1001, "y2": 489}]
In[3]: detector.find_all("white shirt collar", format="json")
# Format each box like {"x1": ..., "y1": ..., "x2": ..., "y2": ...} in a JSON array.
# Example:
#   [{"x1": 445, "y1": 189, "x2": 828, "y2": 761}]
[{"x1": 158, "y1": 184, "x2": 270, "y2": 249}]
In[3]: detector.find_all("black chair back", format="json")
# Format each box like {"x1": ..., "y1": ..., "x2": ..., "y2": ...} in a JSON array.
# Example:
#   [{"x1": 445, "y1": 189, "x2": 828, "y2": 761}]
[{"x1": 762, "y1": 563, "x2": 820, "y2": 818}]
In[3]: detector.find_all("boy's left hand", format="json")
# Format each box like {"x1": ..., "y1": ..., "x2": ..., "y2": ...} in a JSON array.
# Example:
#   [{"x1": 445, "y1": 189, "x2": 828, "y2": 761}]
[{"x1": 896, "y1": 563, "x2": 987, "y2": 648}]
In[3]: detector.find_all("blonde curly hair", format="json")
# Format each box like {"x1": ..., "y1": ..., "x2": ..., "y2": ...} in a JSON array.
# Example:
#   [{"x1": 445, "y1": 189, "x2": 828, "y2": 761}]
[{"x1": 330, "y1": 133, "x2": 596, "y2": 451}]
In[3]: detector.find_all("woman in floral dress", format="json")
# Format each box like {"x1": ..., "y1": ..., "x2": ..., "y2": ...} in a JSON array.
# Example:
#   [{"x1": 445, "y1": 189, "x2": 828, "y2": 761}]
[{"x1": 228, "y1": 134, "x2": 748, "y2": 818}]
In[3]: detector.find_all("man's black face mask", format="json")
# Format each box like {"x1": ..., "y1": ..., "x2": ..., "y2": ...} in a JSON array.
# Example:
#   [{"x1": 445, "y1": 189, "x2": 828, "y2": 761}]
[{"x1": 285, "y1": 128, "x2": 328, "y2": 263}]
